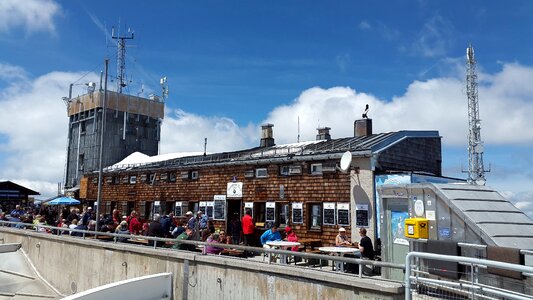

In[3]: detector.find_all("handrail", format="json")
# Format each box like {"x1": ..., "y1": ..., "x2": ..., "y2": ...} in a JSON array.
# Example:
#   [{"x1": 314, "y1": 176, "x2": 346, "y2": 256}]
[
  {"x1": 405, "y1": 251, "x2": 533, "y2": 300},
  {"x1": 0, "y1": 220, "x2": 404, "y2": 277}
]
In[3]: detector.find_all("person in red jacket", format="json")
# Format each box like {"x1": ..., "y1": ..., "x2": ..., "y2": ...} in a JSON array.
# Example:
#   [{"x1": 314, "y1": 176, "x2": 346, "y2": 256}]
[
  {"x1": 128, "y1": 211, "x2": 142, "y2": 235},
  {"x1": 241, "y1": 209, "x2": 255, "y2": 247}
]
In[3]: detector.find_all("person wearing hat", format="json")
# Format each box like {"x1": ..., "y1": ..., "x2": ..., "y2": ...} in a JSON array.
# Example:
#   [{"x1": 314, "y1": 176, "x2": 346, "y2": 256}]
[
  {"x1": 115, "y1": 220, "x2": 130, "y2": 242},
  {"x1": 284, "y1": 226, "x2": 299, "y2": 252},
  {"x1": 198, "y1": 210, "x2": 208, "y2": 230},
  {"x1": 335, "y1": 227, "x2": 351, "y2": 246}
]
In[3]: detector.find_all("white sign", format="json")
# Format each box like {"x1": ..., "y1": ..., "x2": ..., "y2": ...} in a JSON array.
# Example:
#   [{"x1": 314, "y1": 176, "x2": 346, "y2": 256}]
[
  {"x1": 414, "y1": 199, "x2": 425, "y2": 217},
  {"x1": 292, "y1": 202, "x2": 302, "y2": 209},
  {"x1": 324, "y1": 202, "x2": 335, "y2": 209},
  {"x1": 426, "y1": 210, "x2": 436, "y2": 221},
  {"x1": 175, "y1": 202, "x2": 182, "y2": 207},
  {"x1": 214, "y1": 195, "x2": 226, "y2": 200},
  {"x1": 356, "y1": 204, "x2": 368, "y2": 210},
  {"x1": 244, "y1": 202, "x2": 254, "y2": 208},
  {"x1": 199, "y1": 201, "x2": 207, "y2": 206},
  {"x1": 337, "y1": 203, "x2": 349, "y2": 210},
  {"x1": 154, "y1": 201, "x2": 160, "y2": 206},
  {"x1": 227, "y1": 182, "x2": 243, "y2": 198},
  {"x1": 266, "y1": 202, "x2": 275, "y2": 208},
  {"x1": 206, "y1": 201, "x2": 214, "y2": 206}
]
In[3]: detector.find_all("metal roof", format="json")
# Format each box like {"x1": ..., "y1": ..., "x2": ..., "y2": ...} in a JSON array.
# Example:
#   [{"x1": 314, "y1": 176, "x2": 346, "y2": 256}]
[
  {"x1": 114, "y1": 130, "x2": 439, "y2": 171},
  {"x1": 432, "y1": 183, "x2": 533, "y2": 250}
]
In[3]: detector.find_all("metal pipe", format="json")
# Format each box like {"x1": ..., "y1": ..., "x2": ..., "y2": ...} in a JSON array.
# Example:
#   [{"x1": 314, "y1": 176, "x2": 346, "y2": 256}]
[{"x1": 96, "y1": 59, "x2": 109, "y2": 233}]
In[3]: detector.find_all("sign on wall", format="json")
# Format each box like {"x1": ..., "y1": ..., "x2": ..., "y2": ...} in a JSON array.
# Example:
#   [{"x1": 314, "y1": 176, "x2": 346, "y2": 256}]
[
  {"x1": 266, "y1": 202, "x2": 276, "y2": 222},
  {"x1": 323, "y1": 202, "x2": 336, "y2": 225},
  {"x1": 356, "y1": 204, "x2": 369, "y2": 227},
  {"x1": 292, "y1": 202, "x2": 303, "y2": 224},
  {"x1": 213, "y1": 195, "x2": 226, "y2": 220},
  {"x1": 227, "y1": 182, "x2": 243, "y2": 198},
  {"x1": 244, "y1": 202, "x2": 254, "y2": 218},
  {"x1": 206, "y1": 201, "x2": 214, "y2": 219},
  {"x1": 337, "y1": 203, "x2": 350, "y2": 226},
  {"x1": 175, "y1": 201, "x2": 183, "y2": 216},
  {"x1": 199, "y1": 201, "x2": 207, "y2": 215}
]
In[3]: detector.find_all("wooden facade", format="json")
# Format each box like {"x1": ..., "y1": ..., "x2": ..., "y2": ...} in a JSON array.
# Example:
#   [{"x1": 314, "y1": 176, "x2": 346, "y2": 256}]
[{"x1": 79, "y1": 129, "x2": 442, "y2": 246}]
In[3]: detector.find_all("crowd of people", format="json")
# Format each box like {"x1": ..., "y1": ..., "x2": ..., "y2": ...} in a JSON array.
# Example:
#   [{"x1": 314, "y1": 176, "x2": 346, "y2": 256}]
[{"x1": 0, "y1": 205, "x2": 376, "y2": 272}]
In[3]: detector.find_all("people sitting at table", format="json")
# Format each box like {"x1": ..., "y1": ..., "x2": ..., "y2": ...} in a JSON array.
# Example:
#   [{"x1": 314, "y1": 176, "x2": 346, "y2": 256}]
[
  {"x1": 260, "y1": 224, "x2": 281, "y2": 246},
  {"x1": 205, "y1": 233, "x2": 224, "y2": 255},
  {"x1": 171, "y1": 220, "x2": 186, "y2": 238},
  {"x1": 127, "y1": 211, "x2": 142, "y2": 235},
  {"x1": 284, "y1": 226, "x2": 299, "y2": 251},
  {"x1": 201, "y1": 220, "x2": 216, "y2": 241},
  {"x1": 147, "y1": 214, "x2": 164, "y2": 247},
  {"x1": 219, "y1": 230, "x2": 232, "y2": 244},
  {"x1": 115, "y1": 221, "x2": 130, "y2": 242},
  {"x1": 335, "y1": 227, "x2": 351, "y2": 246},
  {"x1": 175, "y1": 228, "x2": 195, "y2": 251},
  {"x1": 358, "y1": 228, "x2": 375, "y2": 260}
]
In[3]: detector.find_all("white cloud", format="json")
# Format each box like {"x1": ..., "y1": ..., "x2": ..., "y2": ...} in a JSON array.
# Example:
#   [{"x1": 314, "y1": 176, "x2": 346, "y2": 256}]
[
  {"x1": 2, "y1": 61, "x2": 533, "y2": 201},
  {"x1": 413, "y1": 15, "x2": 454, "y2": 58},
  {"x1": 0, "y1": 63, "x2": 28, "y2": 81},
  {"x1": 0, "y1": 70, "x2": 99, "y2": 197},
  {"x1": 359, "y1": 21, "x2": 371, "y2": 30},
  {"x1": 0, "y1": 0, "x2": 61, "y2": 33},
  {"x1": 160, "y1": 109, "x2": 257, "y2": 154},
  {"x1": 502, "y1": 191, "x2": 533, "y2": 220}
]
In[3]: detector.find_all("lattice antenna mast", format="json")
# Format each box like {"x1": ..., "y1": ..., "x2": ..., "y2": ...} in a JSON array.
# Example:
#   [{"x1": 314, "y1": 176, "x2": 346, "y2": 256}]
[
  {"x1": 111, "y1": 26, "x2": 134, "y2": 93},
  {"x1": 465, "y1": 44, "x2": 488, "y2": 185}
]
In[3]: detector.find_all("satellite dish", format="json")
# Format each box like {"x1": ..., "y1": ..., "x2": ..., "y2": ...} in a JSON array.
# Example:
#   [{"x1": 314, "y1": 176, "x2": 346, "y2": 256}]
[{"x1": 340, "y1": 151, "x2": 352, "y2": 171}]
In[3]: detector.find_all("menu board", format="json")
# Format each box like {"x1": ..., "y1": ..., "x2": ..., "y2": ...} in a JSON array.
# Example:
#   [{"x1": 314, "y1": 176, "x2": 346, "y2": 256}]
[
  {"x1": 356, "y1": 204, "x2": 369, "y2": 227},
  {"x1": 244, "y1": 202, "x2": 254, "y2": 218},
  {"x1": 214, "y1": 199, "x2": 226, "y2": 220},
  {"x1": 337, "y1": 203, "x2": 350, "y2": 226},
  {"x1": 292, "y1": 202, "x2": 303, "y2": 224},
  {"x1": 323, "y1": 202, "x2": 336, "y2": 225},
  {"x1": 206, "y1": 201, "x2": 214, "y2": 219},
  {"x1": 153, "y1": 201, "x2": 161, "y2": 215},
  {"x1": 266, "y1": 202, "x2": 276, "y2": 222},
  {"x1": 174, "y1": 201, "x2": 182, "y2": 217}
]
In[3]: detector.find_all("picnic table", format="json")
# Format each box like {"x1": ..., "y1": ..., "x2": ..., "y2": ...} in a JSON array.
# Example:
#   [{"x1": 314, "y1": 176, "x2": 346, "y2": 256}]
[{"x1": 318, "y1": 246, "x2": 360, "y2": 272}]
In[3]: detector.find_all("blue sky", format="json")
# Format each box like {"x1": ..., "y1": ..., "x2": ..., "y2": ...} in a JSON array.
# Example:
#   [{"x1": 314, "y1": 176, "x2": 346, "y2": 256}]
[{"x1": 0, "y1": 1, "x2": 532, "y2": 217}]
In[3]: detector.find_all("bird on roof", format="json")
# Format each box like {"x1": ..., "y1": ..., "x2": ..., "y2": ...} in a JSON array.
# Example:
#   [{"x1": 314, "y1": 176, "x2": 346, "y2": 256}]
[{"x1": 362, "y1": 104, "x2": 369, "y2": 119}]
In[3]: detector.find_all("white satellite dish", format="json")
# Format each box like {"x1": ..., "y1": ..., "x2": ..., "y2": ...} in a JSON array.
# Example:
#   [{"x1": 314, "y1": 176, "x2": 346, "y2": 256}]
[{"x1": 340, "y1": 151, "x2": 352, "y2": 171}]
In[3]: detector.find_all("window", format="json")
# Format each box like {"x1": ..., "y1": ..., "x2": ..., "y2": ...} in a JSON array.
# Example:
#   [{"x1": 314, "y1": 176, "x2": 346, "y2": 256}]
[
  {"x1": 288, "y1": 165, "x2": 302, "y2": 175},
  {"x1": 80, "y1": 121, "x2": 86, "y2": 134},
  {"x1": 279, "y1": 166, "x2": 290, "y2": 176},
  {"x1": 191, "y1": 170, "x2": 199, "y2": 180},
  {"x1": 169, "y1": 172, "x2": 177, "y2": 182},
  {"x1": 112, "y1": 176, "x2": 120, "y2": 184},
  {"x1": 129, "y1": 175, "x2": 137, "y2": 184},
  {"x1": 256, "y1": 168, "x2": 268, "y2": 178},
  {"x1": 78, "y1": 154, "x2": 84, "y2": 171},
  {"x1": 146, "y1": 173, "x2": 155, "y2": 184},
  {"x1": 308, "y1": 203, "x2": 322, "y2": 230},
  {"x1": 277, "y1": 203, "x2": 289, "y2": 226},
  {"x1": 253, "y1": 202, "x2": 266, "y2": 227},
  {"x1": 310, "y1": 163, "x2": 323, "y2": 175},
  {"x1": 244, "y1": 170, "x2": 255, "y2": 178}
]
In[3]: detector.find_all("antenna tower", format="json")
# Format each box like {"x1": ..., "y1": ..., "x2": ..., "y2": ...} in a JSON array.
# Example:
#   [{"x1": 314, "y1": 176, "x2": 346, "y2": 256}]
[
  {"x1": 112, "y1": 26, "x2": 134, "y2": 93},
  {"x1": 465, "y1": 44, "x2": 489, "y2": 185}
]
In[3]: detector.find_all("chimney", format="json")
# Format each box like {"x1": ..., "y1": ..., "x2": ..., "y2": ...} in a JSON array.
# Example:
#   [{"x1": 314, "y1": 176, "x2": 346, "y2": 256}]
[
  {"x1": 260, "y1": 124, "x2": 275, "y2": 147},
  {"x1": 354, "y1": 119, "x2": 372, "y2": 137},
  {"x1": 316, "y1": 127, "x2": 331, "y2": 141}
]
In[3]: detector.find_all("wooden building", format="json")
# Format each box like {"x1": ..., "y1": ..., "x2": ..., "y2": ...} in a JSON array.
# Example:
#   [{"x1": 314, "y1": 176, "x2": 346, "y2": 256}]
[
  {"x1": 80, "y1": 120, "x2": 442, "y2": 245},
  {"x1": 0, "y1": 181, "x2": 40, "y2": 213}
]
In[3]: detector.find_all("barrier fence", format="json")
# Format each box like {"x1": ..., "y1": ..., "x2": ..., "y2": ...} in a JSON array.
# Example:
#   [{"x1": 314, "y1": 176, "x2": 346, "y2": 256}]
[{"x1": 0, "y1": 220, "x2": 404, "y2": 279}]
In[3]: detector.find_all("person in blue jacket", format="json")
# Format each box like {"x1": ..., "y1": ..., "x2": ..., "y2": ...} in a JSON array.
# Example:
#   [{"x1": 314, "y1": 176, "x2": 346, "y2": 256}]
[{"x1": 260, "y1": 224, "x2": 281, "y2": 246}]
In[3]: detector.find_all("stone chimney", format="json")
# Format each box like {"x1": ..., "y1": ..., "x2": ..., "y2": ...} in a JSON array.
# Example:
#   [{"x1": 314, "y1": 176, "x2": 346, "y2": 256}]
[
  {"x1": 316, "y1": 127, "x2": 331, "y2": 141},
  {"x1": 260, "y1": 124, "x2": 275, "y2": 147},
  {"x1": 354, "y1": 119, "x2": 372, "y2": 137}
]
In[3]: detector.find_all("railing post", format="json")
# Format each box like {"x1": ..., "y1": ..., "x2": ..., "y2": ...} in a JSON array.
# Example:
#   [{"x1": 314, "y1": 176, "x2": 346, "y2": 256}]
[
  {"x1": 470, "y1": 263, "x2": 475, "y2": 299},
  {"x1": 405, "y1": 253, "x2": 412, "y2": 300}
]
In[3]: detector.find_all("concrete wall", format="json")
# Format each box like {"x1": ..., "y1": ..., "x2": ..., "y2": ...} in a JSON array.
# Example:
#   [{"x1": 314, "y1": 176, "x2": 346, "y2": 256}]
[{"x1": 0, "y1": 228, "x2": 403, "y2": 299}]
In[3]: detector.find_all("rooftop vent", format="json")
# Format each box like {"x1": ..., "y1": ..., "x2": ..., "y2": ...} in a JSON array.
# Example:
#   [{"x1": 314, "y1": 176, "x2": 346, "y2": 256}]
[
  {"x1": 354, "y1": 119, "x2": 372, "y2": 137},
  {"x1": 260, "y1": 124, "x2": 275, "y2": 147},
  {"x1": 316, "y1": 127, "x2": 331, "y2": 141}
]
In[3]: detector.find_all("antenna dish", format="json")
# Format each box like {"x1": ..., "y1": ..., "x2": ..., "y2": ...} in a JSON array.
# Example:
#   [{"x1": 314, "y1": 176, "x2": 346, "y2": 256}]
[{"x1": 340, "y1": 151, "x2": 352, "y2": 171}]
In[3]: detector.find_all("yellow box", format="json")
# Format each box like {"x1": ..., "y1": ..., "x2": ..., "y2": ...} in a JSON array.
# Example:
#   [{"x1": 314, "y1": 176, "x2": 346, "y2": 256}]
[{"x1": 404, "y1": 218, "x2": 429, "y2": 239}]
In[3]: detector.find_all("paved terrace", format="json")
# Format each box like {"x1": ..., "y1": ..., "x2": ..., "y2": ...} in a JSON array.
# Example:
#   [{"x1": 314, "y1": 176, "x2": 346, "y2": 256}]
[{"x1": 0, "y1": 227, "x2": 404, "y2": 300}]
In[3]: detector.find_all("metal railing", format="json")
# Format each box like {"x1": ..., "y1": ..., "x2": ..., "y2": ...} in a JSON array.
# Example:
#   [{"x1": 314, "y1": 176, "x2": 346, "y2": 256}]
[
  {"x1": 405, "y1": 252, "x2": 533, "y2": 300},
  {"x1": 0, "y1": 220, "x2": 404, "y2": 279}
]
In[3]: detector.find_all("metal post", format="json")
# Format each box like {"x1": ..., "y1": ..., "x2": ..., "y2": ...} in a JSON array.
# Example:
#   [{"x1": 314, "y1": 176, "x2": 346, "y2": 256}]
[{"x1": 96, "y1": 58, "x2": 109, "y2": 233}]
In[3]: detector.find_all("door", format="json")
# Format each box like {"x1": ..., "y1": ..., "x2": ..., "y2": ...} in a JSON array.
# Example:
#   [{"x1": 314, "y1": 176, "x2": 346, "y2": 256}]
[
  {"x1": 382, "y1": 197, "x2": 409, "y2": 281},
  {"x1": 226, "y1": 200, "x2": 241, "y2": 231}
]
